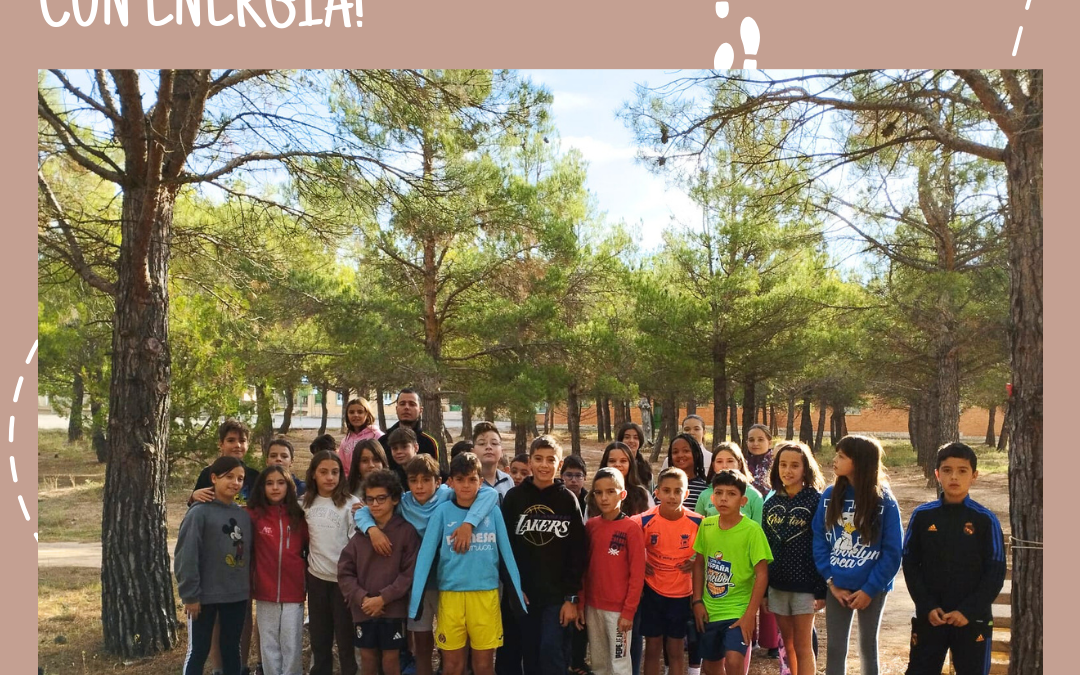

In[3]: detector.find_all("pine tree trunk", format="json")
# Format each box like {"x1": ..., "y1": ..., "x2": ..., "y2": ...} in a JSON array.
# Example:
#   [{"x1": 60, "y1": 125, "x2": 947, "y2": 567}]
[
  {"x1": 279, "y1": 385, "x2": 294, "y2": 434},
  {"x1": 649, "y1": 400, "x2": 665, "y2": 463},
  {"x1": 915, "y1": 387, "x2": 940, "y2": 483},
  {"x1": 603, "y1": 397, "x2": 613, "y2": 440},
  {"x1": 740, "y1": 379, "x2": 755, "y2": 447},
  {"x1": 543, "y1": 402, "x2": 553, "y2": 434},
  {"x1": 711, "y1": 339, "x2": 728, "y2": 445},
  {"x1": 421, "y1": 390, "x2": 445, "y2": 463},
  {"x1": 91, "y1": 397, "x2": 108, "y2": 463},
  {"x1": 485, "y1": 405, "x2": 496, "y2": 425},
  {"x1": 686, "y1": 398, "x2": 697, "y2": 415},
  {"x1": 568, "y1": 383, "x2": 582, "y2": 456},
  {"x1": 997, "y1": 401, "x2": 1010, "y2": 452},
  {"x1": 376, "y1": 389, "x2": 387, "y2": 431},
  {"x1": 461, "y1": 398, "x2": 473, "y2": 440},
  {"x1": 651, "y1": 395, "x2": 678, "y2": 462},
  {"x1": 68, "y1": 370, "x2": 85, "y2": 442},
  {"x1": 985, "y1": 405, "x2": 996, "y2": 447},
  {"x1": 596, "y1": 396, "x2": 606, "y2": 442},
  {"x1": 769, "y1": 403, "x2": 778, "y2": 437},
  {"x1": 908, "y1": 400, "x2": 919, "y2": 449},
  {"x1": 829, "y1": 407, "x2": 839, "y2": 447},
  {"x1": 340, "y1": 387, "x2": 352, "y2": 434},
  {"x1": 799, "y1": 397, "x2": 813, "y2": 446},
  {"x1": 729, "y1": 394, "x2": 740, "y2": 445},
  {"x1": 253, "y1": 381, "x2": 274, "y2": 454},
  {"x1": 936, "y1": 342, "x2": 961, "y2": 447},
  {"x1": 101, "y1": 183, "x2": 178, "y2": 657},
  {"x1": 515, "y1": 422, "x2": 528, "y2": 455},
  {"x1": 786, "y1": 395, "x2": 796, "y2": 440},
  {"x1": 815, "y1": 396, "x2": 827, "y2": 453},
  {"x1": 613, "y1": 398, "x2": 625, "y2": 427},
  {"x1": 1004, "y1": 82, "x2": 1042, "y2": 675},
  {"x1": 319, "y1": 381, "x2": 329, "y2": 436}
]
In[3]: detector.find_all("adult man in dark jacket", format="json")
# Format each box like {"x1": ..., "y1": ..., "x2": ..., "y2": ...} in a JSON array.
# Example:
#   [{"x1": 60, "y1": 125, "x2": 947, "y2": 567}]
[{"x1": 380, "y1": 388, "x2": 446, "y2": 475}]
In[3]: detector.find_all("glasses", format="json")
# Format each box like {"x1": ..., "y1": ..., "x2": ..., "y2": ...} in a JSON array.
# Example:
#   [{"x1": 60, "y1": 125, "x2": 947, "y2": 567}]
[
  {"x1": 363, "y1": 494, "x2": 391, "y2": 505},
  {"x1": 562, "y1": 473, "x2": 585, "y2": 480}
]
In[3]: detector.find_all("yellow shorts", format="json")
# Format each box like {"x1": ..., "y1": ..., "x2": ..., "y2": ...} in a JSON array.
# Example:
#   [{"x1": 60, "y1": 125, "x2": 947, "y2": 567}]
[{"x1": 435, "y1": 589, "x2": 503, "y2": 651}]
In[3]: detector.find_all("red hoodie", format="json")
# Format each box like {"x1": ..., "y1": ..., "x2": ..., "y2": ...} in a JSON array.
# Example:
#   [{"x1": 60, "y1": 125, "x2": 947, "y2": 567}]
[{"x1": 249, "y1": 504, "x2": 309, "y2": 603}]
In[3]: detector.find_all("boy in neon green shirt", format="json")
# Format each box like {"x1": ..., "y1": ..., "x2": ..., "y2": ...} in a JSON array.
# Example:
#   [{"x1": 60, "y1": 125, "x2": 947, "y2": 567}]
[{"x1": 691, "y1": 471, "x2": 772, "y2": 675}]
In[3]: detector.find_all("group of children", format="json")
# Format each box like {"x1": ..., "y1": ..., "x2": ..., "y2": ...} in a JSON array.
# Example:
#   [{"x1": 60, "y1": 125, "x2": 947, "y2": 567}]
[{"x1": 175, "y1": 404, "x2": 1006, "y2": 675}]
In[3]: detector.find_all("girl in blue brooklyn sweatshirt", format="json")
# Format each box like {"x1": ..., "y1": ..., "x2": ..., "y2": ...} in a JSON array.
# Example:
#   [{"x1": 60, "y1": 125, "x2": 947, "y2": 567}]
[{"x1": 811, "y1": 435, "x2": 902, "y2": 675}]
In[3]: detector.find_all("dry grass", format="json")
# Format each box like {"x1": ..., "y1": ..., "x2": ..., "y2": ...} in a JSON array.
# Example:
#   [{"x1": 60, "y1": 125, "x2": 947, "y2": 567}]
[{"x1": 38, "y1": 566, "x2": 188, "y2": 675}]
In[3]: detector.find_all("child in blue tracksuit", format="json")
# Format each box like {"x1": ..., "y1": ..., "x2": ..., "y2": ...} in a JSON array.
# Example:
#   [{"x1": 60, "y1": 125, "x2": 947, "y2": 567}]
[
  {"x1": 410, "y1": 452, "x2": 526, "y2": 675},
  {"x1": 812, "y1": 435, "x2": 903, "y2": 675},
  {"x1": 355, "y1": 454, "x2": 499, "y2": 675}
]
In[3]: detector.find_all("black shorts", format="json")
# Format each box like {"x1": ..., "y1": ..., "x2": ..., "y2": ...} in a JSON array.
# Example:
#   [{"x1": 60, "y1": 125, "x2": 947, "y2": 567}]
[
  {"x1": 638, "y1": 585, "x2": 691, "y2": 639},
  {"x1": 699, "y1": 619, "x2": 749, "y2": 662},
  {"x1": 355, "y1": 618, "x2": 407, "y2": 651}
]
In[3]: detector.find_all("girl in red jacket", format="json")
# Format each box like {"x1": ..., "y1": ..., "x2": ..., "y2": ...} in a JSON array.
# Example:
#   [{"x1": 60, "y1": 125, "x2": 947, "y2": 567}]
[{"x1": 248, "y1": 465, "x2": 309, "y2": 675}]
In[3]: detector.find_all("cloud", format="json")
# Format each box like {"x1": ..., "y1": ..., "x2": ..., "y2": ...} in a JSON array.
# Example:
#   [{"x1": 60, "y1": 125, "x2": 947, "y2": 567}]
[
  {"x1": 551, "y1": 91, "x2": 594, "y2": 113},
  {"x1": 560, "y1": 135, "x2": 638, "y2": 164}
]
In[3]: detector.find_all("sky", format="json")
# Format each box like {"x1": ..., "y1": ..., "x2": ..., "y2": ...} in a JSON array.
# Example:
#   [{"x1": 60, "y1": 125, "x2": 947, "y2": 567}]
[{"x1": 519, "y1": 70, "x2": 704, "y2": 253}]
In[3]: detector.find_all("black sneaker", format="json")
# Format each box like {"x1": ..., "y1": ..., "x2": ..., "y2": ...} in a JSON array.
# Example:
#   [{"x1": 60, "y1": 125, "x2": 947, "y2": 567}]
[{"x1": 767, "y1": 648, "x2": 780, "y2": 659}]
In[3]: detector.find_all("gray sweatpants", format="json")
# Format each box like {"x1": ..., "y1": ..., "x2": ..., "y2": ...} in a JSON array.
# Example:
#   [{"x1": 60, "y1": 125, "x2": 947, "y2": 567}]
[
  {"x1": 824, "y1": 591, "x2": 888, "y2": 675},
  {"x1": 256, "y1": 601, "x2": 305, "y2": 675},
  {"x1": 585, "y1": 606, "x2": 632, "y2": 675}
]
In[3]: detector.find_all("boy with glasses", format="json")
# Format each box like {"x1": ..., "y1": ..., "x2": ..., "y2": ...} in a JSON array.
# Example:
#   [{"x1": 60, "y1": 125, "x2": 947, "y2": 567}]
[{"x1": 338, "y1": 470, "x2": 421, "y2": 675}]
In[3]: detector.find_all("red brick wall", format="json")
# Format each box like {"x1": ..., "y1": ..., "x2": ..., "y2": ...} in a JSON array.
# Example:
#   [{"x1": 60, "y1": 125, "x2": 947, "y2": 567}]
[{"x1": 537, "y1": 397, "x2": 1003, "y2": 439}]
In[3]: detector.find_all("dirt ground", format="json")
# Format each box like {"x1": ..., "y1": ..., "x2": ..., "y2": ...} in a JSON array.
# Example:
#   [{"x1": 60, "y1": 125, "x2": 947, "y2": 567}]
[{"x1": 38, "y1": 429, "x2": 1012, "y2": 675}]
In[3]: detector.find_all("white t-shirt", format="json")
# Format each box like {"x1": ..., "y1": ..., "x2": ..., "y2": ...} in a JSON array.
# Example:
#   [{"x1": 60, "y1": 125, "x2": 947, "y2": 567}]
[{"x1": 304, "y1": 493, "x2": 360, "y2": 582}]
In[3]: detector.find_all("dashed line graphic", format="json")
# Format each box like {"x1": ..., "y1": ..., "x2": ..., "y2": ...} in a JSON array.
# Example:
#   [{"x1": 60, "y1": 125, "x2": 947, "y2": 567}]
[{"x1": 15, "y1": 340, "x2": 36, "y2": 541}]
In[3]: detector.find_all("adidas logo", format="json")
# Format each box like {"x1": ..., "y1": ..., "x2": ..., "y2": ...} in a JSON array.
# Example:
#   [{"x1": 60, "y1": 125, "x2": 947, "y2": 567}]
[
  {"x1": 976, "y1": 635, "x2": 985, "y2": 642},
  {"x1": 393, "y1": 631, "x2": 403, "y2": 640},
  {"x1": 927, "y1": 524, "x2": 937, "y2": 532}
]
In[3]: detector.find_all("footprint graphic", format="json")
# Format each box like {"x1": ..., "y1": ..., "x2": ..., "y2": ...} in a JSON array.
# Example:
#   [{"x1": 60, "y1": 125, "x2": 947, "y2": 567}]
[
  {"x1": 714, "y1": 6, "x2": 760, "y2": 69},
  {"x1": 741, "y1": 17, "x2": 760, "y2": 68}
]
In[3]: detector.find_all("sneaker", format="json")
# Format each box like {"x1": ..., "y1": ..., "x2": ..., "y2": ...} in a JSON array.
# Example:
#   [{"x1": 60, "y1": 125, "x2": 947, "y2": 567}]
[
  {"x1": 688, "y1": 667, "x2": 701, "y2": 675},
  {"x1": 767, "y1": 648, "x2": 780, "y2": 659}
]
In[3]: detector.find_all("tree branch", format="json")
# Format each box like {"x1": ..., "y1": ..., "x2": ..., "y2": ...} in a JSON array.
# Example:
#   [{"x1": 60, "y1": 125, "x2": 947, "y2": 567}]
[
  {"x1": 49, "y1": 69, "x2": 122, "y2": 125},
  {"x1": 208, "y1": 69, "x2": 273, "y2": 98},
  {"x1": 951, "y1": 70, "x2": 1015, "y2": 138},
  {"x1": 37, "y1": 94, "x2": 125, "y2": 183},
  {"x1": 38, "y1": 169, "x2": 116, "y2": 296}
]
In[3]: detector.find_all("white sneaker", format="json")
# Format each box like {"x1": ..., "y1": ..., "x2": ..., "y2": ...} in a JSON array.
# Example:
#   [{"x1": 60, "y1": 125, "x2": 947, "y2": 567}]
[{"x1": 688, "y1": 667, "x2": 701, "y2": 675}]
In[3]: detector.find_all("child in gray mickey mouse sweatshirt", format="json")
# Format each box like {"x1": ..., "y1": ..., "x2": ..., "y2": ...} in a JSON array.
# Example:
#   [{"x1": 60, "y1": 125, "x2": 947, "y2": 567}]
[{"x1": 174, "y1": 494, "x2": 253, "y2": 675}]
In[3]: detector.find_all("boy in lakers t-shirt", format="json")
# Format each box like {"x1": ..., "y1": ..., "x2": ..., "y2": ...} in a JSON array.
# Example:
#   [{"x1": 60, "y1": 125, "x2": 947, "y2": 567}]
[
  {"x1": 691, "y1": 471, "x2": 772, "y2": 675},
  {"x1": 632, "y1": 468, "x2": 703, "y2": 675}
]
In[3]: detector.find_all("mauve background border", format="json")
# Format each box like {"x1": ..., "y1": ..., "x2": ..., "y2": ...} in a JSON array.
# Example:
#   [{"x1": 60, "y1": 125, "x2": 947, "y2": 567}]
[{"x1": 8, "y1": 0, "x2": 1063, "y2": 670}]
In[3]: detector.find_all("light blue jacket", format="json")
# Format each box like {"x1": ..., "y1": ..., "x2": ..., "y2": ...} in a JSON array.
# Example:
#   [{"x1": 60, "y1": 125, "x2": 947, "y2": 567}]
[
  {"x1": 355, "y1": 483, "x2": 498, "y2": 539},
  {"x1": 408, "y1": 497, "x2": 526, "y2": 619}
]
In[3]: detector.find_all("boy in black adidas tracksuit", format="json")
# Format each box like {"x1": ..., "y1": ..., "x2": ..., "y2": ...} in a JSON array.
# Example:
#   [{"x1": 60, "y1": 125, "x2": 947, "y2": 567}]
[{"x1": 902, "y1": 443, "x2": 1006, "y2": 675}]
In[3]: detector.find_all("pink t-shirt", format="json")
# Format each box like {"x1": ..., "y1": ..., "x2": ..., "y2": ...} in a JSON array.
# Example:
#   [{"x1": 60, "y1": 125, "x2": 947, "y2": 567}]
[{"x1": 339, "y1": 426, "x2": 383, "y2": 478}]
